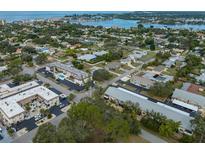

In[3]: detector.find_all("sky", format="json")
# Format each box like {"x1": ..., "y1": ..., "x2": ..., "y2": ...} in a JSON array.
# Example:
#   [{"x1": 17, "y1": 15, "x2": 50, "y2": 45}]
[{"x1": 0, "y1": 0, "x2": 205, "y2": 11}]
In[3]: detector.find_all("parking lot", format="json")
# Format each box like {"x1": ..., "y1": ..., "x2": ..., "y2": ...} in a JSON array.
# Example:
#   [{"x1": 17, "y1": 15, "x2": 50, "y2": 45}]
[
  {"x1": 37, "y1": 67, "x2": 85, "y2": 91},
  {"x1": 116, "y1": 80, "x2": 196, "y2": 115},
  {"x1": 0, "y1": 87, "x2": 70, "y2": 142}
]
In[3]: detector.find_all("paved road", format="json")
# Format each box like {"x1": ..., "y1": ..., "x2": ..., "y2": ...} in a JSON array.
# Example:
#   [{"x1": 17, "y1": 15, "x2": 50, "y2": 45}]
[
  {"x1": 36, "y1": 73, "x2": 72, "y2": 96},
  {"x1": 22, "y1": 65, "x2": 36, "y2": 76},
  {"x1": 101, "y1": 64, "x2": 143, "y2": 88},
  {"x1": 12, "y1": 65, "x2": 143, "y2": 143},
  {"x1": 140, "y1": 129, "x2": 167, "y2": 143},
  {"x1": 12, "y1": 112, "x2": 68, "y2": 143}
]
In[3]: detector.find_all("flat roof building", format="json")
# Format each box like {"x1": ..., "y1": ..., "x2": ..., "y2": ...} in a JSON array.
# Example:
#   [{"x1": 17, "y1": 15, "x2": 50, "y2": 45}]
[
  {"x1": 0, "y1": 81, "x2": 59, "y2": 126},
  {"x1": 47, "y1": 62, "x2": 89, "y2": 86},
  {"x1": 143, "y1": 71, "x2": 174, "y2": 83}
]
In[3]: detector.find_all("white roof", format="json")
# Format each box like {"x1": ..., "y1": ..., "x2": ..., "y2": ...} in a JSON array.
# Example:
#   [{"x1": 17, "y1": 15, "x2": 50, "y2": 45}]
[
  {"x1": 172, "y1": 89, "x2": 205, "y2": 108},
  {"x1": 94, "y1": 51, "x2": 108, "y2": 56},
  {"x1": 172, "y1": 99, "x2": 198, "y2": 111},
  {"x1": 0, "y1": 83, "x2": 59, "y2": 119},
  {"x1": 0, "y1": 100, "x2": 25, "y2": 119},
  {"x1": 0, "y1": 81, "x2": 39, "y2": 99},
  {"x1": 105, "y1": 87, "x2": 193, "y2": 131},
  {"x1": 78, "y1": 54, "x2": 96, "y2": 61},
  {"x1": 48, "y1": 62, "x2": 88, "y2": 80}
]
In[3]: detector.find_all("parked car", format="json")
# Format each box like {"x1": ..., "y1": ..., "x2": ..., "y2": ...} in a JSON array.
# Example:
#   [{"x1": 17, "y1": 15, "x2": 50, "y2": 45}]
[
  {"x1": 34, "y1": 114, "x2": 42, "y2": 121},
  {"x1": 60, "y1": 94, "x2": 66, "y2": 99},
  {"x1": 59, "y1": 103, "x2": 66, "y2": 108}
]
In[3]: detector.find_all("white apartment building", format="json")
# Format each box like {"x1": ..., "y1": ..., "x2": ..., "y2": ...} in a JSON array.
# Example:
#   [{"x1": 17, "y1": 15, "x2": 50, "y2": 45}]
[
  {"x1": 46, "y1": 62, "x2": 89, "y2": 86},
  {"x1": 0, "y1": 81, "x2": 59, "y2": 126}
]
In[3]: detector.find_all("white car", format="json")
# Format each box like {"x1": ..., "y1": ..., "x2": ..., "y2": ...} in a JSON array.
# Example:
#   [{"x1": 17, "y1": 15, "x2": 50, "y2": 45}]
[
  {"x1": 34, "y1": 114, "x2": 42, "y2": 121},
  {"x1": 60, "y1": 94, "x2": 66, "y2": 99},
  {"x1": 0, "y1": 127, "x2": 2, "y2": 133}
]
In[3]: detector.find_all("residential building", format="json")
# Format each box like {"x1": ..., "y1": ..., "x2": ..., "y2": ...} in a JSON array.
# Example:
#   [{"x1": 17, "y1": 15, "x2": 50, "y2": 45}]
[
  {"x1": 0, "y1": 81, "x2": 59, "y2": 126},
  {"x1": 78, "y1": 54, "x2": 97, "y2": 61},
  {"x1": 172, "y1": 88, "x2": 205, "y2": 110},
  {"x1": 104, "y1": 86, "x2": 193, "y2": 133},
  {"x1": 130, "y1": 75, "x2": 155, "y2": 89},
  {"x1": 142, "y1": 71, "x2": 174, "y2": 83},
  {"x1": 46, "y1": 62, "x2": 89, "y2": 86},
  {"x1": 106, "y1": 62, "x2": 121, "y2": 70}
]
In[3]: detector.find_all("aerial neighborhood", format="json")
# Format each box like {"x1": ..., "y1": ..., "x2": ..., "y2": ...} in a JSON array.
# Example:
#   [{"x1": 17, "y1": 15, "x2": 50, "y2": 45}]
[{"x1": 0, "y1": 12, "x2": 205, "y2": 143}]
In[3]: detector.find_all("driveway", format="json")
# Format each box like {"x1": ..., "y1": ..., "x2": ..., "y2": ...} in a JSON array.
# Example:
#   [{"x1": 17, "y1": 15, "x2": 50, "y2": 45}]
[
  {"x1": 140, "y1": 129, "x2": 167, "y2": 143},
  {"x1": 36, "y1": 73, "x2": 72, "y2": 95},
  {"x1": 13, "y1": 118, "x2": 37, "y2": 132},
  {"x1": 12, "y1": 65, "x2": 145, "y2": 143}
]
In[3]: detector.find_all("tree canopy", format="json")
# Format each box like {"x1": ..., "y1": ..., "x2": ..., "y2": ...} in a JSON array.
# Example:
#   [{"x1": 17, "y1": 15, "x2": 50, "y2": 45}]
[
  {"x1": 92, "y1": 69, "x2": 112, "y2": 82},
  {"x1": 33, "y1": 97, "x2": 141, "y2": 143}
]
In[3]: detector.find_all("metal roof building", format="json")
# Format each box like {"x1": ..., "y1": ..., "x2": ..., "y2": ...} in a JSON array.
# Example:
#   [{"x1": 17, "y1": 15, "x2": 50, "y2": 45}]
[
  {"x1": 105, "y1": 86, "x2": 193, "y2": 131},
  {"x1": 172, "y1": 88, "x2": 205, "y2": 108}
]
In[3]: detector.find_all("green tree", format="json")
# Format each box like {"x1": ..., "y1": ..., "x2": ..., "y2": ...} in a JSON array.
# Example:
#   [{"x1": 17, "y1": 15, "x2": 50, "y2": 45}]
[
  {"x1": 93, "y1": 69, "x2": 112, "y2": 82},
  {"x1": 22, "y1": 46, "x2": 37, "y2": 54},
  {"x1": 72, "y1": 60, "x2": 84, "y2": 69},
  {"x1": 191, "y1": 114, "x2": 205, "y2": 143},
  {"x1": 159, "y1": 120, "x2": 180, "y2": 137},
  {"x1": 68, "y1": 93, "x2": 75, "y2": 101},
  {"x1": 141, "y1": 111, "x2": 167, "y2": 132},
  {"x1": 33, "y1": 123, "x2": 57, "y2": 143},
  {"x1": 179, "y1": 135, "x2": 194, "y2": 143},
  {"x1": 105, "y1": 118, "x2": 130, "y2": 142},
  {"x1": 35, "y1": 53, "x2": 48, "y2": 65},
  {"x1": 149, "y1": 82, "x2": 173, "y2": 98},
  {"x1": 21, "y1": 53, "x2": 33, "y2": 63},
  {"x1": 8, "y1": 58, "x2": 22, "y2": 75}
]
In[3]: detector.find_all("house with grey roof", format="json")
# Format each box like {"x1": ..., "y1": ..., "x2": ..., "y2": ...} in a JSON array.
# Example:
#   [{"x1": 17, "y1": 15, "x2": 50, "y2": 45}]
[
  {"x1": 172, "y1": 88, "x2": 205, "y2": 109},
  {"x1": 78, "y1": 54, "x2": 97, "y2": 61},
  {"x1": 130, "y1": 75, "x2": 155, "y2": 89},
  {"x1": 104, "y1": 86, "x2": 193, "y2": 132},
  {"x1": 143, "y1": 71, "x2": 174, "y2": 83}
]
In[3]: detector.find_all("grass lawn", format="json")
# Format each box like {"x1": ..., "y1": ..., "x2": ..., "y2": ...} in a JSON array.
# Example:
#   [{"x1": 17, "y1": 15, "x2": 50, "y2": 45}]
[
  {"x1": 95, "y1": 62, "x2": 106, "y2": 67},
  {"x1": 58, "y1": 56, "x2": 68, "y2": 62},
  {"x1": 122, "y1": 64, "x2": 132, "y2": 70},
  {"x1": 122, "y1": 135, "x2": 149, "y2": 143},
  {"x1": 109, "y1": 72, "x2": 118, "y2": 79},
  {"x1": 131, "y1": 62, "x2": 142, "y2": 67},
  {"x1": 140, "y1": 51, "x2": 156, "y2": 62},
  {"x1": 140, "y1": 90, "x2": 167, "y2": 102},
  {"x1": 173, "y1": 81, "x2": 183, "y2": 89},
  {"x1": 163, "y1": 68, "x2": 177, "y2": 76},
  {"x1": 113, "y1": 69, "x2": 125, "y2": 74},
  {"x1": 119, "y1": 84, "x2": 136, "y2": 92},
  {"x1": 191, "y1": 68, "x2": 201, "y2": 75},
  {"x1": 83, "y1": 63, "x2": 92, "y2": 72}
]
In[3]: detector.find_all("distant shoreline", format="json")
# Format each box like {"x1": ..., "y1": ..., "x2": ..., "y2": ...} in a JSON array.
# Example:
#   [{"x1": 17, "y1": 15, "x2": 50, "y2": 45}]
[{"x1": 0, "y1": 11, "x2": 127, "y2": 22}]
